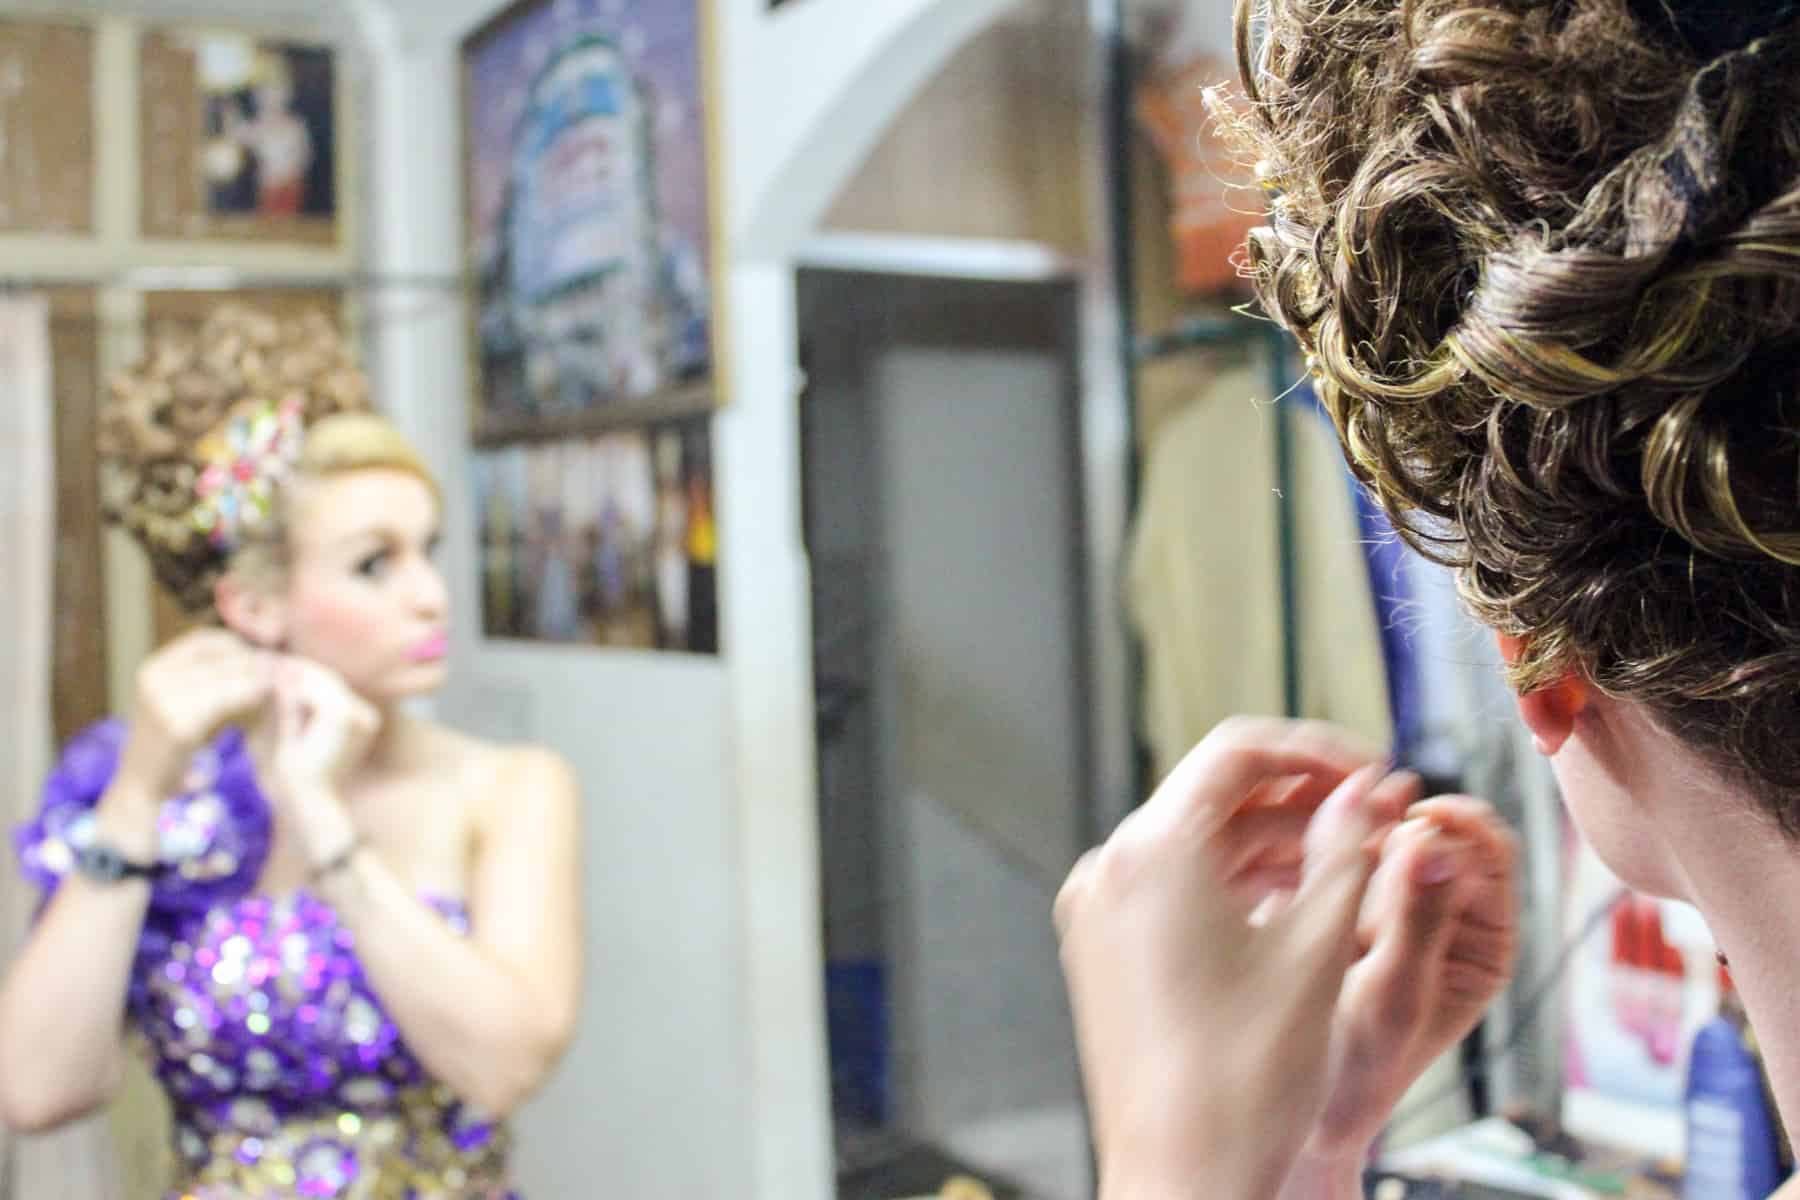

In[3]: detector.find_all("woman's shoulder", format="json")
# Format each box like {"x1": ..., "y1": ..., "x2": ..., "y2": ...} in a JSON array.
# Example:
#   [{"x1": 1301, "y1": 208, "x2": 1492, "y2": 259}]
[{"x1": 407, "y1": 721, "x2": 577, "y2": 809}]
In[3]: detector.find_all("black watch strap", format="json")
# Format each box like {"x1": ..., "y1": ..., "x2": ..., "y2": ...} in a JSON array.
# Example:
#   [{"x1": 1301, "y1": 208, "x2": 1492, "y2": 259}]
[{"x1": 74, "y1": 842, "x2": 164, "y2": 885}]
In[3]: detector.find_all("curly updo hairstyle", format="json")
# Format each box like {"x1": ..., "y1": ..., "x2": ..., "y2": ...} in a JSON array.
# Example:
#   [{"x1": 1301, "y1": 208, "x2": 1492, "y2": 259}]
[
  {"x1": 1229, "y1": 0, "x2": 1800, "y2": 829},
  {"x1": 98, "y1": 305, "x2": 431, "y2": 616}
]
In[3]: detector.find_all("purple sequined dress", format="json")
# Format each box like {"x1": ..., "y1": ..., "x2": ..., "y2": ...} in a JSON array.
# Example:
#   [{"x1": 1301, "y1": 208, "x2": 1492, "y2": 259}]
[{"x1": 14, "y1": 721, "x2": 520, "y2": 1199}]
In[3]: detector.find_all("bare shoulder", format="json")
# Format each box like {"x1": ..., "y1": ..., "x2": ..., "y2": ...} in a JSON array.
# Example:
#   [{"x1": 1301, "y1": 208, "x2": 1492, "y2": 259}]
[
  {"x1": 434, "y1": 724, "x2": 578, "y2": 827},
  {"x1": 494, "y1": 742, "x2": 579, "y2": 805},
  {"x1": 406, "y1": 721, "x2": 579, "y2": 825},
  {"x1": 479, "y1": 743, "x2": 581, "y2": 851}
]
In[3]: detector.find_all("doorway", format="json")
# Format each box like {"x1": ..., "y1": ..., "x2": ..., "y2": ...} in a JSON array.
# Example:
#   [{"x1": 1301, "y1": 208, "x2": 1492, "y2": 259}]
[{"x1": 800, "y1": 268, "x2": 1094, "y2": 1200}]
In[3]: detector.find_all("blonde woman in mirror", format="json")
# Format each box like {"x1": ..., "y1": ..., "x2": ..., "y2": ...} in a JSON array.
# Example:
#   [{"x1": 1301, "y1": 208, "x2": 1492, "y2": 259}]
[{"x1": 0, "y1": 306, "x2": 582, "y2": 1199}]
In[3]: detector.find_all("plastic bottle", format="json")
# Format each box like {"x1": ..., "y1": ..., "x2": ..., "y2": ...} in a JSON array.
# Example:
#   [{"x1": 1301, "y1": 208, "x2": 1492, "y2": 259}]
[{"x1": 1683, "y1": 967, "x2": 1783, "y2": 1199}]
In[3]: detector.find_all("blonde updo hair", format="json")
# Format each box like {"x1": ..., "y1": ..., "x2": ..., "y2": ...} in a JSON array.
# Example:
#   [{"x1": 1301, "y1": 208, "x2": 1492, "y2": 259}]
[
  {"x1": 100, "y1": 305, "x2": 439, "y2": 616},
  {"x1": 1231, "y1": 0, "x2": 1800, "y2": 829}
]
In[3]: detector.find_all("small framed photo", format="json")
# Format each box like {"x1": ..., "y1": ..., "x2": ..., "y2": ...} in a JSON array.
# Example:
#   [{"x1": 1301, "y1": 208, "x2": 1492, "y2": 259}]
[{"x1": 140, "y1": 28, "x2": 342, "y2": 245}]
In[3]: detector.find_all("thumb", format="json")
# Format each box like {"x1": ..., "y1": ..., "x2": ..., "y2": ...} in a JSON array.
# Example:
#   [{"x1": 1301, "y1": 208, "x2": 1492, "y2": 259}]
[
  {"x1": 1386, "y1": 820, "x2": 1468, "y2": 962},
  {"x1": 1279, "y1": 765, "x2": 1387, "y2": 982},
  {"x1": 1352, "y1": 820, "x2": 1470, "y2": 1032}
]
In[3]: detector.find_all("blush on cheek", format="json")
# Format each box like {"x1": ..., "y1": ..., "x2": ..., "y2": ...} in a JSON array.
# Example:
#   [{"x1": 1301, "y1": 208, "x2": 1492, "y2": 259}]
[{"x1": 285, "y1": 576, "x2": 392, "y2": 681}]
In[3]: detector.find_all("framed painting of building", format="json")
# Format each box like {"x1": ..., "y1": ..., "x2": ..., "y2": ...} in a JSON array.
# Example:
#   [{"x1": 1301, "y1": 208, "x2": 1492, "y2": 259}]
[{"x1": 462, "y1": 0, "x2": 717, "y2": 443}]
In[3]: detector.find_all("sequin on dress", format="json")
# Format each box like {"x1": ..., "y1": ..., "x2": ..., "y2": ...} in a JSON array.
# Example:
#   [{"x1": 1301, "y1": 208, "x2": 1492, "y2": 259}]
[{"x1": 14, "y1": 721, "x2": 520, "y2": 1199}]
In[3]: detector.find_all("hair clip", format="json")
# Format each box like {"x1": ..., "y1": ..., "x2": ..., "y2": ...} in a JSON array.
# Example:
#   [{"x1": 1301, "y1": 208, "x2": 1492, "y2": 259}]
[
  {"x1": 1637, "y1": 26, "x2": 1800, "y2": 258},
  {"x1": 1628, "y1": 0, "x2": 1800, "y2": 60},
  {"x1": 189, "y1": 396, "x2": 307, "y2": 552}
]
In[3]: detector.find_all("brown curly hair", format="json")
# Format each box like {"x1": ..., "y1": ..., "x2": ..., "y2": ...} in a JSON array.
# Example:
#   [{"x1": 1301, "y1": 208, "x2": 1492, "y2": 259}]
[
  {"x1": 1229, "y1": 0, "x2": 1800, "y2": 829},
  {"x1": 99, "y1": 305, "x2": 392, "y2": 614}
]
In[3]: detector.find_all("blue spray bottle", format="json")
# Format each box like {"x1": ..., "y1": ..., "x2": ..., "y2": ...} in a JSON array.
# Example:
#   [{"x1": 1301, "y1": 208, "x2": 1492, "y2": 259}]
[{"x1": 1684, "y1": 966, "x2": 1783, "y2": 1199}]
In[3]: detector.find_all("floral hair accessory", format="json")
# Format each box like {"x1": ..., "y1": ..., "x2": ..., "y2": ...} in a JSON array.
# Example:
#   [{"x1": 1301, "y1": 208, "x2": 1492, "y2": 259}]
[{"x1": 190, "y1": 395, "x2": 307, "y2": 551}]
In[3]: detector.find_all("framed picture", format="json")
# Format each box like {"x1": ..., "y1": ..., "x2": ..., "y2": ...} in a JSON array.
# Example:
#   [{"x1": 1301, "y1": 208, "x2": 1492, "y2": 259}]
[
  {"x1": 0, "y1": 18, "x2": 95, "y2": 235},
  {"x1": 462, "y1": 0, "x2": 716, "y2": 443},
  {"x1": 472, "y1": 418, "x2": 717, "y2": 654},
  {"x1": 140, "y1": 28, "x2": 341, "y2": 245}
]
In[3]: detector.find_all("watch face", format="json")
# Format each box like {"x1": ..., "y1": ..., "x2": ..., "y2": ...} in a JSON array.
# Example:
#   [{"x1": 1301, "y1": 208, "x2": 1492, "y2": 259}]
[{"x1": 75, "y1": 843, "x2": 128, "y2": 883}]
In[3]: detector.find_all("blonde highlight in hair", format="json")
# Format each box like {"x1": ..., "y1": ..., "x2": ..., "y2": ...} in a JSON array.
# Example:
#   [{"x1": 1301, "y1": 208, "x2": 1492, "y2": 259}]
[
  {"x1": 1230, "y1": 0, "x2": 1800, "y2": 829},
  {"x1": 100, "y1": 305, "x2": 434, "y2": 616}
]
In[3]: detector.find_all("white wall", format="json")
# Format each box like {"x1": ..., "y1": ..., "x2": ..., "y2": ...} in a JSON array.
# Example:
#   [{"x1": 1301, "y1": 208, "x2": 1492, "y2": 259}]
[
  {"x1": 876, "y1": 345, "x2": 1086, "y2": 1138},
  {"x1": 362, "y1": 22, "x2": 751, "y2": 1199},
  {"x1": 798, "y1": 272, "x2": 1090, "y2": 1190},
  {"x1": 363, "y1": 2, "x2": 1034, "y2": 1197}
]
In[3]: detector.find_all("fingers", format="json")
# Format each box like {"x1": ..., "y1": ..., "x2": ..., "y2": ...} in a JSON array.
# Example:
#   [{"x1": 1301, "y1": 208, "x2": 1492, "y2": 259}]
[
  {"x1": 150, "y1": 632, "x2": 265, "y2": 686},
  {"x1": 149, "y1": 647, "x2": 276, "y2": 739},
  {"x1": 1278, "y1": 765, "x2": 1388, "y2": 983},
  {"x1": 1406, "y1": 796, "x2": 1518, "y2": 881},
  {"x1": 270, "y1": 657, "x2": 382, "y2": 785},
  {"x1": 1405, "y1": 796, "x2": 1519, "y2": 932},
  {"x1": 1345, "y1": 796, "x2": 1521, "y2": 1050},
  {"x1": 1057, "y1": 719, "x2": 1397, "y2": 969},
  {"x1": 277, "y1": 658, "x2": 376, "y2": 726},
  {"x1": 1143, "y1": 718, "x2": 1384, "y2": 843},
  {"x1": 1054, "y1": 848, "x2": 1100, "y2": 940},
  {"x1": 1367, "y1": 769, "x2": 1425, "y2": 828},
  {"x1": 1212, "y1": 777, "x2": 1330, "y2": 873},
  {"x1": 1356, "y1": 817, "x2": 1474, "y2": 1028},
  {"x1": 162, "y1": 629, "x2": 271, "y2": 677}
]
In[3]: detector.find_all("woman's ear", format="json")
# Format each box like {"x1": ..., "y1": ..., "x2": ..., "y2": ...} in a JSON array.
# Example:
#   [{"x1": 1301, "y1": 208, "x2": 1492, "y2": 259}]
[
  {"x1": 214, "y1": 572, "x2": 288, "y2": 649},
  {"x1": 1497, "y1": 632, "x2": 1589, "y2": 756}
]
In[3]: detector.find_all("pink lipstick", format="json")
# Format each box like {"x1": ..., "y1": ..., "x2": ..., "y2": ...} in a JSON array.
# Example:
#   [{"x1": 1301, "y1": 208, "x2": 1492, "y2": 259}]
[{"x1": 408, "y1": 632, "x2": 449, "y2": 662}]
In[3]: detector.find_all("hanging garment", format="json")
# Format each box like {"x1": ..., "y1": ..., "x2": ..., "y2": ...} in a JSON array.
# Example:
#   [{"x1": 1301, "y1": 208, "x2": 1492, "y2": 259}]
[{"x1": 1126, "y1": 362, "x2": 1394, "y2": 781}]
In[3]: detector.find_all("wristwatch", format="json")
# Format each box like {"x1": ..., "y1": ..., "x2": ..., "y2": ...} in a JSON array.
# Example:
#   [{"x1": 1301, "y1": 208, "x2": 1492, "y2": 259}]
[{"x1": 73, "y1": 841, "x2": 165, "y2": 885}]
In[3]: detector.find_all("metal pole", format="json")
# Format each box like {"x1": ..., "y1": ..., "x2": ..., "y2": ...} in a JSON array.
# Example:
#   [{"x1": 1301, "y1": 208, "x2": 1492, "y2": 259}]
[
  {"x1": 1268, "y1": 329, "x2": 1301, "y2": 718},
  {"x1": 1091, "y1": 0, "x2": 1148, "y2": 825}
]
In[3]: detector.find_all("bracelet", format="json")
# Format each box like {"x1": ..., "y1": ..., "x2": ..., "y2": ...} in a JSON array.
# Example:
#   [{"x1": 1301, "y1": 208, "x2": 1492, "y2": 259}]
[{"x1": 308, "y1": 836, "x2": 365, "y2": 884}]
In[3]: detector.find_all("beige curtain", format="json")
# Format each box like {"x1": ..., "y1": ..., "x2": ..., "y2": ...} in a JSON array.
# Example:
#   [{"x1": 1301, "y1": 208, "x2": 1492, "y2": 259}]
[{"x1": 0, "y1": 295, "x2": 124, "y2": 1200}]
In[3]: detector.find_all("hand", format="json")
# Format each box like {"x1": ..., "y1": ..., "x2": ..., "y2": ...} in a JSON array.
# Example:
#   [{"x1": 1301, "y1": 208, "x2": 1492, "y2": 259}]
[
  {"x1": 269, "y1": 657, "x2": 379, "y2": 862},
  {"x1": 118, "y1": 630, "x2": 276, "y2": 798},
  {"x1": 270, "y1": 657, "x2": 382, "y2": 803},
  {"x1": 1306, "y1": 794, "x2": 1520, "y2": 1161},
  {"x1": 1054, "y1": 718, "x2": 1399, "y2": 1200}
]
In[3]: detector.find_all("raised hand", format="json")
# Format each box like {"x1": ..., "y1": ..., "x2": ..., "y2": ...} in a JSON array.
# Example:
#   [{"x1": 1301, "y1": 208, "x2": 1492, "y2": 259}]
[
  {"x1": 1306, "y1": 794, "x2": 1520, "y2": 1161},
  {"x1": 1055, "y1": 718, "x2": 1403, "y2": 1200},
  {"x1": 270, "y1": 657, "x2": 382, "y2": 802},
  {"x1": 117, "y1": 630, "x2": 276, "y2": 798}
]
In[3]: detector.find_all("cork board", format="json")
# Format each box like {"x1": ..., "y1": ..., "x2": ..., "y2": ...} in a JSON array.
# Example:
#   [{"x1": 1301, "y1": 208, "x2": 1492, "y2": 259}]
[
  {"x1": 0, "y1": 19, "x2": 95, "y2": 235},
  {"x1": 140, "y1": 28, "x2": 339, "y2": 246},
  {"x1": 48, "y1": 288, "x2": 108, "y2": 745},
  {"x1": 142, "y1": 289, "x2": 345, "y2": 646}
]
